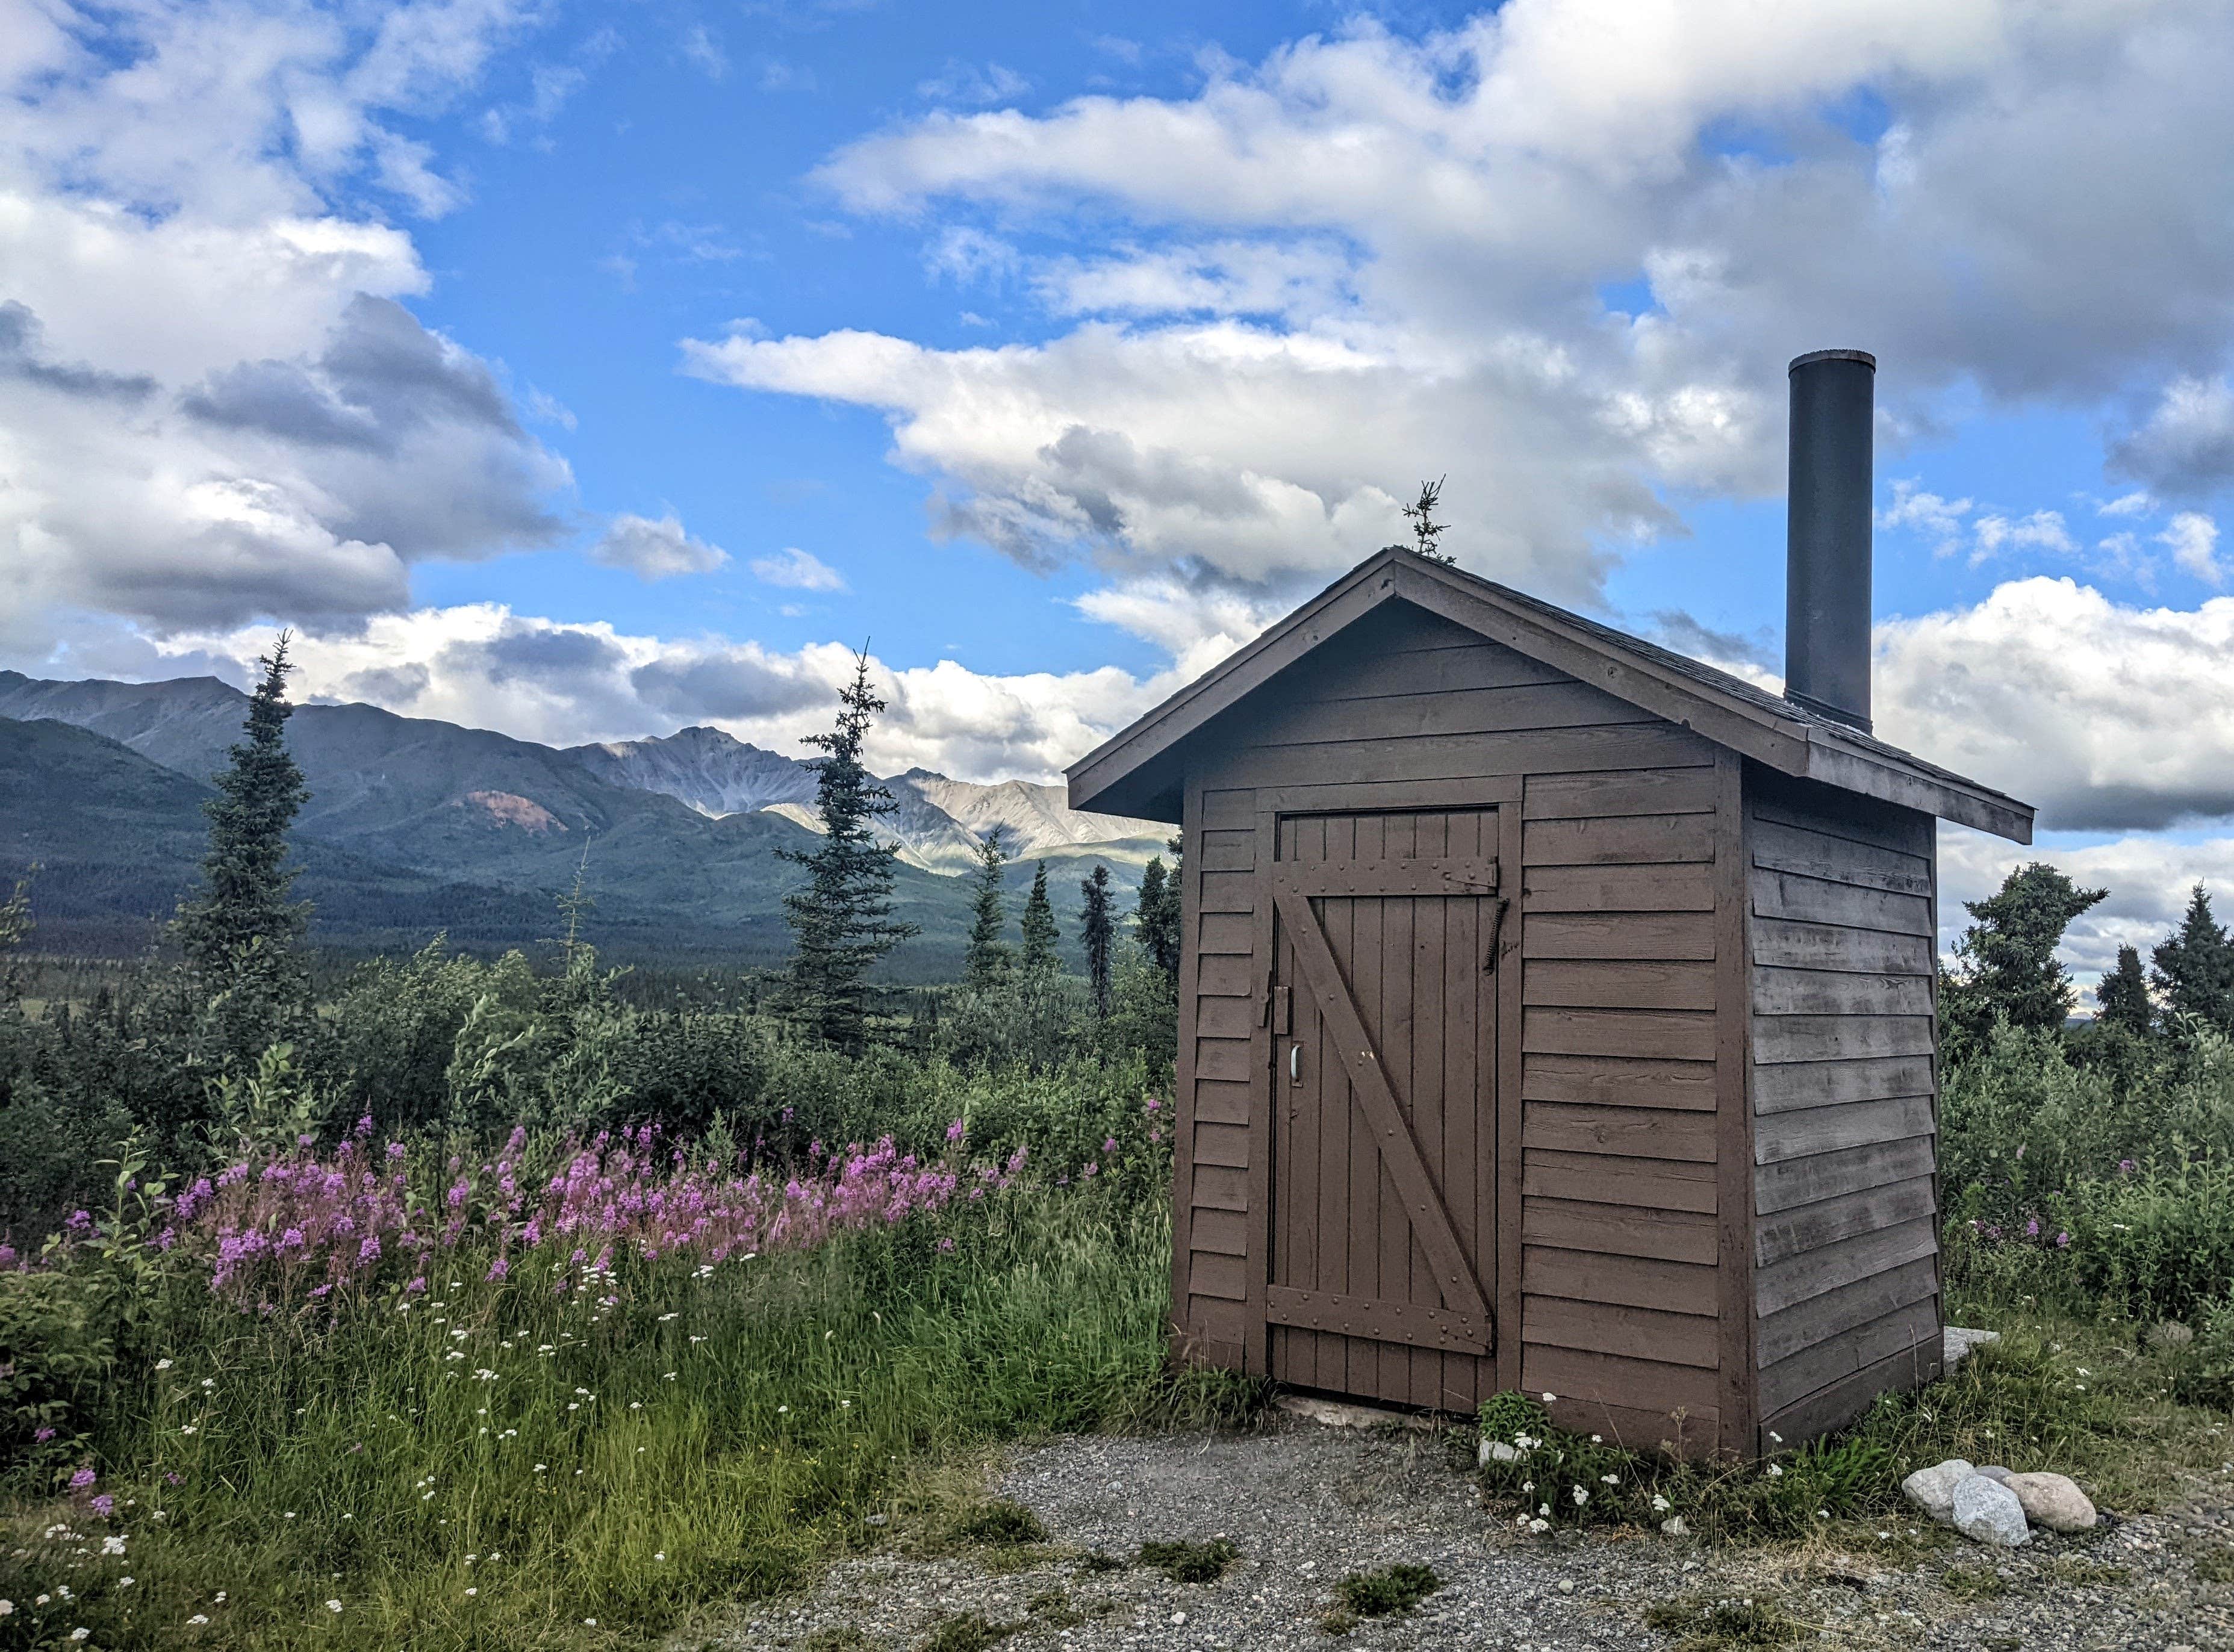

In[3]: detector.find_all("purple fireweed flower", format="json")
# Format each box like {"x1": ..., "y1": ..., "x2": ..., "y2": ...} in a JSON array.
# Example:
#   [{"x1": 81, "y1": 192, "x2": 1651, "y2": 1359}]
[
  {"x1": 2056, "y1": 1231, "x2": 2071, "y2": 1247},
  {"x1": 406, "y1": 1276, "x2": 426, "y2": 1293},
  {"x1": 1103, "y1": 1137, "x2": 1118, "y2": 1153},
  {"x1": 2118, "y1": 1158, "x2": 2136, "y2": 1174},
  {"x1": 2025, "y1": 1217, "x2": 2041, "y2": 1238},
  {"x1": 938, "y1": 1237, "x2": 956, "y2": 1252},
  {"x1": 946, "y1": 1119, "x2": 965, "y2": 1143},
  {"x1": 386, "y1": 1143, "x2": 407, "y2": 1162},
  {"x1": 64, "y1": 1210, "x2": 92, "y2": 1234},
  {"x1": 34, "y1": 1427, "x2": 55, "y2": 1442},
  {"x1": 68, "y1": 1468, "x2": 96, "y2": 1491},
  {"x1": 356, "y1": 1115, "x2": 373, "y2": 1137},
  {"x1": 90, "y1": 1494, "x2": 114, "y2": 1517},
  {"x1": 359, "y1": 1236, "x2": 382, "y2": 1264},
  {"x1": 487, "y1": 1257, "x2": 509, "y2": 1282}
]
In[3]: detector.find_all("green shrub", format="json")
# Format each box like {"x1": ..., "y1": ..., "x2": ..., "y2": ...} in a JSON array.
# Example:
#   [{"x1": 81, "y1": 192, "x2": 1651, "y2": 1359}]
[
  {"x1": 1137, "y1": 1537, "x2": 1237, "y2": 1583},
  {"x1": 1331, "y1": 1562, "x2": 1441, "y2": 1618}
]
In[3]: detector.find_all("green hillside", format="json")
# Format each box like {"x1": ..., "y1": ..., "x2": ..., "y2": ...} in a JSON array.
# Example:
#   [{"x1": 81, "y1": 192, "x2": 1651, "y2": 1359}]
[{"x1": 0, "y1": 715, "x2": 980, "y2": 969}]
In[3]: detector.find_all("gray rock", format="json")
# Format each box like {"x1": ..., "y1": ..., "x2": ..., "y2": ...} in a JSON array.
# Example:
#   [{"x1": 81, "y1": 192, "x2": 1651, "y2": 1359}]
[
  {"x1": 1952, "y1": 1474, "x2": 2032, "y2": 1547},
  {"x1": 2005, "y1": 1471, "x2": 2098, "y2": 1532},
  {"x1": 1945, "y1": 1326, "x2": 2002, "y2": 1367},
  {"x1": 1902, "y1": 1458, "x2": 1978, "y2": 1521},
  {"x1": 1975, "y1": 1465, "x2": 2016, "y2": 1486}
]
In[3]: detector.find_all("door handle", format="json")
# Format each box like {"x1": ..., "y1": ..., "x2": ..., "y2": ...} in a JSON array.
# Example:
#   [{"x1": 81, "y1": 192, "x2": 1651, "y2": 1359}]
[{"x1": 1289, "y1": 1043, "x2": 1302, "y2": 1085}]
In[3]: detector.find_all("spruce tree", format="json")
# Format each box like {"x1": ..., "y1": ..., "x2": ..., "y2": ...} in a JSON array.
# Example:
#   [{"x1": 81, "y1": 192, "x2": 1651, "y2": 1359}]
[
  {"x1": 963, "y1": 829, "x2": 1012, "y2": 987},
  {"x1": 1019, "y1": 860, "x2": 1059, "y2": 973},
  {"x1": 1383, "y1": 476, "x2": 1454, "y2": 564},
  {"x1": 778, "y1": 650, "x2": 918, "y2": 1052},
  {"x1": 1079, "y1": 863, "x2": 1115, "y2": 1016},
  {"x1": 172, "y1": 636, "x2": 312, "y2": 1063},
  {"x1": 2095, "y1": 944, "x2": 2153, "y2": 1035},
  {"x1": 1134, "y1": 834, "x2": 1185, "y2": 978},
  {"x1": 1941, "y1": 862, "x2": 2107, "y2": 1051},
  {"x1": 2152, "y1": 884, "x2": 2234, "y2": 1032}
]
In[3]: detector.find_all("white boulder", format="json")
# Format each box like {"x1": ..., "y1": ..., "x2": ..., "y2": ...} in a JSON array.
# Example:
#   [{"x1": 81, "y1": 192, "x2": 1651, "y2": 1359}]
[
  {"x1": 1900, "y1": 1458, "x2": 1977, "y2": 1522},
  {"x1": 1951, "y1": 1474, "x2": 2032, "y2": 1548}
]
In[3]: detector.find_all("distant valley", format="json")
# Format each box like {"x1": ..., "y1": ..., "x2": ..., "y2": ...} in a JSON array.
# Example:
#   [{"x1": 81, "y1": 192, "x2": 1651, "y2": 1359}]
[{"x1": 0, "y1": 671, "x2": 1167, "y2": 970}]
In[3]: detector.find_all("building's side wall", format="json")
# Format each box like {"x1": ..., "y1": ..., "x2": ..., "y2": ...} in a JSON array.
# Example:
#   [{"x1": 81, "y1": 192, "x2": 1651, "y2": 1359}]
[
  {"x1": 1744, "y1": 766, "x2": 1945, "y2": 1450},
  {"x1": 1167, "y1": 600, "x2": 1732, "y2": 1449}
]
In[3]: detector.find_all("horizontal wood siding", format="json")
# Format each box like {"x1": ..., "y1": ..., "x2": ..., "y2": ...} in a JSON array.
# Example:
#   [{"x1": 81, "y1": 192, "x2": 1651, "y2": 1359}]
[
  {"x1": 1518, "y1": 741, "x2": 1726, "y2": 1453},
  {"x1": 1747, "y1": 771, "x2": 1944, "y2": 1448}
]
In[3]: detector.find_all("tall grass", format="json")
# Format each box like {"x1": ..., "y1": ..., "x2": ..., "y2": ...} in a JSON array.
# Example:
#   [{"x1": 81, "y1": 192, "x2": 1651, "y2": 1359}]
[{"x1": 0, "y1": 1186, "x2": 1245, "y2": 1651}]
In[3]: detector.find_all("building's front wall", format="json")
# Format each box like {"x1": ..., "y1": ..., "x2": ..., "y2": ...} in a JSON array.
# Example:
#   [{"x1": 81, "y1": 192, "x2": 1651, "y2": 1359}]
[
  {"x1": 1167, "y1": 600, "x2": 1751, "y2": 1453},
  {"x1": 1743, "y1": 766, "x2": 1945, "y2": 1450}
]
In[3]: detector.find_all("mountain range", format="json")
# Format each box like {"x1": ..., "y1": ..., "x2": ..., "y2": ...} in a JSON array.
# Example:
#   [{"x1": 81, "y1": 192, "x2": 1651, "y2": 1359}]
[{"x1": 0, "y1": 671, "x2": 1167, "y2": 970}]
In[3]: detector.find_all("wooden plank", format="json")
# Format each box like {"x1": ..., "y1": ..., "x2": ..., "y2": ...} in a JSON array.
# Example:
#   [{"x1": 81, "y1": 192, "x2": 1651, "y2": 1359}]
[
  {"x1": 1189, "y1": 1206, "x2": 1249, "y2": 1258},
  {"x1": 1751, "y1": 818, "x2": 1930, "y2": 895},
  {"x1": 1524, "y1": 768, "x2": 1718, "y2": 821},
  {"x1": 1278, "y1": 859, "x2": 1497, "y2": 898},
  {"x1": 1495, "y1": 798, "x2": 1525, "y2": 1397},
  {"x1": 1216, "y1": 722, "x2": 1716, "y2": 789},
  {"x1": 1524, "y1": 863, "x2": 1716, "y2": 913},
  {"x1": 1752, "y1": 1216, "x2": 1938, "y2": 1317},
  {"x1": 1546, "y1": 1396, "x2": 1721, "y2": 1460},
  {"x1": 1525, "y1": 1101, "x2": 1717, "y2": 1163},
  {"x1": 1198, "y1": 912, "x2": 1253, "y2": 954},
  {"x1": 1190, "y1": 1163, "x2": 1248, "y2": 1213},
  {"x1": 1523, "y1": 1054, "x2": 1717, "y2": 1110},
  {"x1": 1191, "y1": 1250, "x2": 1248, "y2": 1302},
  {"x1": 1523, "y1": 1007, "x2": 1717, "y2": 1061},
  {"x1": 1195, "y1": 1038, "x2": 1254, "y2": 1082},
  {"x1": 1755, "y1": 1135, "x2": 1936, "y2": 1215},
  {"x1": 1524, "y1": 1149, "x2": 1717, "y2": 1213},
  {"x1": 1252, "y1": 681, "x2": 1655, "y2": 747},
  {"x1": 1756, "y1": 1255, "x2": 1940, "y2": 1367},
  {"x1": 1522, "y1": 1196, "x2": 1720, "y2": 1264},
  {"x1": 1193, "y1": 1120, "x2": 1249, "y2": 1169},
  {"x1": 1749, "y1": 918, "x2": 1934, "y2": 976},
  {"x1": 1196, "y1": 995, "x2": 1257, "y2": 1040},
  {"x1": 1194, "y1": 1078, "x2": 1251, "y2": 1126},
  {"x1": 1197, "y1": 828, "x2": 1256, "y2": 872},
  {"x1": 1750, "y1": 869, "x2": 1932, "y2": 936},
  {"x1": 1753, "y1": 1015, "x2": 1935, "y2": 1064},
  {"x1": 1265, "y1": 1285, "x2": 1491, "y2": 1355},
  {"x1": 1295, "y1": 639, "x2": 1564, "y2": 701},
  {"x1": 1522, "y1": 911, "x2": 1716, "y2": 961},
  {"x1": 1714, "y1": 749, "x2": 1756, "y2": 1459},
  {"x1": 1525, "y1": 958, "x2": 1716, "y2": 1011},
  {"x1": 1195, "y1": 953, "x2": 1253, "y2": 997},
  {"x1": 1752, "y1": 1054, "x2": 1936, "y2": 1113},
  {"x1": 1201, "y1": 790, "x2": 1255, "y2": 830},
  {"x1": 1171, "y1": 778, "x2": 1204, "y2": 1366},
  {"x1": 1523, "y1": 1295, "x2": 1720, "y2": 1368},
  {"x1": 1755, "y1": 1176, "x2": 1937, "y2": 1267},
  {"x1": 1254, "y1": 775, "x2": 1521, "y2": 813},
  {"x1": 1751, "y1": 787, "x2": 1934, "y2": 860},
  {"x1": 1760, "y1": 1296, "x2": 1941, "y2": 1415},
  {"x1": 1198, "y1": 871, "x2": 1254, "y2": 913},
  {"x1": 1758, "y1": 1334, "x2": 1941, "y2": 1454},
  {"x1": 1753, "y1": 1096, "x2": 1935, "y2": 1166},
  {"x1": 1521, "y1": 1246, "x2": 1718, "y2": 1318},
  {"x1": 1751, "y1": 967, "x2": 1933, "y2": 1017},
  {"x1": 1246, "y1": 801, "x2": 1277, "y2": 1379},
  {"x1": 1521, "y1": 1343, "x2": 1722, "y2": 1417},
  {"x1": 1523, "y1": 813, "x2": 1717, "y2": 867},
  {"x1": 1271, "y1": 880, "x2": 1492, "y2": 1326}
]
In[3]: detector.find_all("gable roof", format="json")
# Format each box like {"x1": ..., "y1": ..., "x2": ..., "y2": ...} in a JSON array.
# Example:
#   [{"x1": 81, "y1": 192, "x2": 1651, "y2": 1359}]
[{"x1": 1066, "y1": 548, "x2": 2033, "y2": 843}]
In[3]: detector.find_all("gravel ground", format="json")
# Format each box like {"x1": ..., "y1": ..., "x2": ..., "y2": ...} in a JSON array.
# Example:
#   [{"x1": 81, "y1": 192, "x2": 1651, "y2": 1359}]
[{"x1": 703, "y1": 1414, "x2": 2234, "y2": 1652}]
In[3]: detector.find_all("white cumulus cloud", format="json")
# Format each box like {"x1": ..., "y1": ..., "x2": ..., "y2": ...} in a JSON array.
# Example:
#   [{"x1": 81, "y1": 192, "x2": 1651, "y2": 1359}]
[{"x1": 590, "y1": 514, "x2": 729, "y2": 579}]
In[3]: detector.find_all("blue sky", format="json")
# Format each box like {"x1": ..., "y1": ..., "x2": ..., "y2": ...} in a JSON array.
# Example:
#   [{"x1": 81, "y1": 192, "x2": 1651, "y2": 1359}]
[{"x1": 5, "y1": 0, "x2": 2234, "y2": 975}]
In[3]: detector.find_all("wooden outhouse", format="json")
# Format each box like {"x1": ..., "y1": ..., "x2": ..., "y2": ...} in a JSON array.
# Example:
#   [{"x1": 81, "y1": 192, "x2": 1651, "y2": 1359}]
[{"x1": 1067, "y1": 350, "x2": 2035, "y2": 1457}]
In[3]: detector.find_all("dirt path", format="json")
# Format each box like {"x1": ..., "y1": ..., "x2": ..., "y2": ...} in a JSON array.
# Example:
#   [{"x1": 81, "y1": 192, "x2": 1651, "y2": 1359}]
[{"x1": 709, "y1": 1415, "x2": 2233, "y2": 1651}]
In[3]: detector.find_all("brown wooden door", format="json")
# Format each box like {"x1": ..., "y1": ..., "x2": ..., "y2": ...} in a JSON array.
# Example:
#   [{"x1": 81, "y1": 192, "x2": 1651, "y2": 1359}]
[{"x1": 1267, "y1": 808, "x2": 1502, "y2": 1411}]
